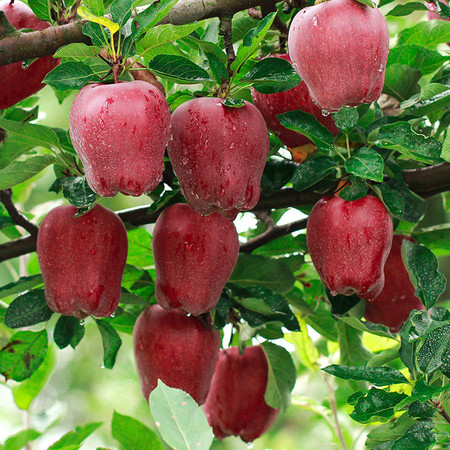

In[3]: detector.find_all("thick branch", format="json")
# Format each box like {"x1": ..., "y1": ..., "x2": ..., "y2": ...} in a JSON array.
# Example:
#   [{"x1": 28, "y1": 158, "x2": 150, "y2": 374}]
[
  {"x1": 403, "y1": 163, "x2": 450, "y2": 197},
  {"x1": 0, "y1": 0, "x2": 278, "y2": 65}
]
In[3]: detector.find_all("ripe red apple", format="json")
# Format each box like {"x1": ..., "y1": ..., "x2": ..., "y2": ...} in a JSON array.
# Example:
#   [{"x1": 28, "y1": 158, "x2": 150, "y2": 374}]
[
  {"x1": 37, "y1": 204, "x2": 128, "y2": 318},
  {"x1": 306, "y1": 195, "x2": 393, "y2": 300},
  {"x1": 0, "y1": 0, "x2": 59, "y2": 110},
  {"x1": 168, "y1": 97, "x2": 270, "y2": 220},
  {"x1": 251, "y1": 54, "x2": 339, "y2": 151},
  {"x1": 69, "y1": 80, "x2": 171, "y2": 197},
  {"x1": 152, "y1": 203, "x2": 239, "y2": 315},
  {"x1": 364, "y1": 235, "x2": 425, "y2": 332},
  {"x1": 288, "y1": 0, "x2": 390, "y2": 112},
  {"x1": 133, "y1": 305, "x2": 221, "y2": 404},
  {"x1": 203, "y1": 346, "x2": 280, "y2": 442}
]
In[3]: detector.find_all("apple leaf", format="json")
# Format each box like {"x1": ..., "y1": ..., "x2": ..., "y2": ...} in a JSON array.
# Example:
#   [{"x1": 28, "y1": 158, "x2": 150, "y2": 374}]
[
  {"x1": 416, "y1": 325, "x2": 450, "y2": 375},
  {"x1": 354, "y1": 0, "x2": 375, "y2": 7},
  {"x1": 109, "y1": 0, "x2": 134, "y2": 28},
  {"x1": 371, "y1": 183, "x2": 405, "y2": 219},
  {"x1": 48, "y1": 422, "x2": 102, "y2": 449},
  {"x1": 413, "y1": 224, "x2": 450, "y2": 256},
  {"x1": 83, "y1": 22, "x2": 109, "y2": 47},
  {"x1": 386, "y1": 178, "x2": 427, "y2": 223},
  {"x1": 345, "y1": 147, "x2": 384, "y2": 182},
  {"x1": 5, "y1": 289, "x2": 53, "y2": 329},
  {"x1": 149, "y1": 381, "x2": 214, "y2": 450},
  {"x1": 403, "y1": 87, "x2": 450, "y2": 117},
  {"x1": 0, "y1": 330, "x2": 48, "y2": 381},
  {"x1": 83, "y1": 0, "x2": 105, "y2": 16},
  {"x1": 442, "y1": 126, "x2": 450, "y2": 162},
  {"x1": 333, "y1": 105, "x2": 359, "y2": 134},
  {"x1": 387, "y1": 2, "x2": 428, "y2": 16},
  {"x1": 278, "y1": 110, "x2": 335, "y2": 152},
  {"x1": 408, "y1": 401, "x2": 436, "y2": 419},
  {"x1": 402, "y1": 240, "x2": 446, "y2": 309},
  {"x1": 389, "y1": 421, "x2": 437, "y2": 450},
  {"x1": 291, "y1": 156, "x2": 336, "y2": 192},
  {"x1": 322, "y1": 365, "x2": 409, "y2": 386},
  {"x1": 397, "y1": 20, "x2": 450, "y2": 49},
  {"x1": 205, "y1": 52, "x2": 228, "y2": 84},
  {"x1": 383, "y1": 64, "x2": 421, "y2": 102},
  {"x1": 262, "y1": 341, "x2": 296, "y2": 412},
  {"x1": 1, "y1": 429, "x2": 42, "y2": 450},
  {"x1": 44, "y1": 61, "x2": 96, "y2": 91},
  {"x1": 387, "y1": 45, "x2": 449, "y2": 75},
  {"x1": 111, "y1": 411, "x2": 163, "y2": 450},
  {"x1": 95, "y1": 320, "x2": 122, "y2": 370},
  {"x1": 126, "y1": 228, "x2": 154, "y2": 268},
  {"x1": 53, "y1": 316, "x2": 85, "y2": 350},
  {"x1": 54, "y1": 43, "x2": 102, "y2": 60},
  {"x1": 0, "y1": 274, "x2": 43, "y2": 300},
  {"x1": 338, "y1": 175, "x2": 368, "y2": 201},
  {"x1": 28, "y1": 0, "x2": 52, "y2": 22},
  {"x1": 61, "y1": 176, "x2": 98, "y2": 209},
  {"x1": 222, "y1": 98, "x2": 245, "y2": 108},
  {"x1": 366, "y1": 414, "x2": 416, "y2": 449}
]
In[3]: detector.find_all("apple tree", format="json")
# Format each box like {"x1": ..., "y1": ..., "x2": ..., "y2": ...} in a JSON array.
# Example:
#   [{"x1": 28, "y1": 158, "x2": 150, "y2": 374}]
[{"x1": 0, "y1": 0, "x2": 449, "y2": 448}]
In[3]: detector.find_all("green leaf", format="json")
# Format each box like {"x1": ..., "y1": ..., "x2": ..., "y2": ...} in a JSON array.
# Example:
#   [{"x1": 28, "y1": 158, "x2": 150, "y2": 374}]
[
  {"x1": 383, "y1": 64, "x2": 421, "y2": 102},
  {"x1": 397, "y1": 20, "x2": 450, "y2": 48},
  {"x1": 408, "y1": 400, "x2": 436, "y2": 419},
  {"x1": 149, "y1": 381, "x2": 214, "y2": 450},
  {"x1": 221, "y1": 98, "x2": 245, "y2": 108},
  {"x1": 60, "y1": 176, "x2": 98, "y2": 209},
  {"x1": 53, "y1": 316, "x2": 85, "y2": 350},
  {"x1": 371, "y1": 183, "x2": 405, "y2": 220},
  {"x1": 11, "y1": 344, "x2": 57, "y2": 410},
  {"x1": 95, "y1": 319, "x2": 122, "y2": 370},
  {"x1": 229, "y1": 254, "x2": 295, "y2": 294},
  {"x1": 339, "y1": 175, "x2": 368, "y2": 201},
  {"x1": 5, "y1": 289, "x2": 53, "y2": 329},
  {"x1": 403, "y1": 240, "x2": 446, "y2": 308},
  {"x1": 333, "y1": 106, "x2": 359, "y2": 134},
  {"x1": 147, "y1": 54, "x2": 211, "y2": 84},
  {"x1": 345, "y1": 147, "x2": 384, "y2": 182},
  {"x1": 0, "y1": 275, "x2": 43, "y2": 300},
  {"x1": 2, "y1": 429, "x2": 41, "y2": 450},
  {"x1": 278, "y1": 110, "x2": 335, "y2": 152},
  {"x1": 54, "y1": 43, "x2": 102, "y2": 59},
  {"x1": 413, "y1": 224, "x2": 450, "y2": 255},
  {"x1": 387, "y1": 2, "x2": 428, "y2": 16},
  {"x1": 322, "y1": 365, "x2": 408, "y2": 386},
  {"x1": 44, "y1": 62, "x2": 95, "y2": 91},
  {"x1": 205, "y1": 52, "x2": 228, "y2": 84},
  {"x1": 131, "y1": 0, "x2": 179, "y2": 39},
  {"x1": 261, "y1": 342, "x2": 296, "y2": 412},
  {"x1": 442, "y1": 125, "x2": 450, "y2": 162},
  {"x1": 0, "y1": 118, "x2": 60, "y2": 149},
  {"x1": 28, "y1": 0, "x2": 52, "y2": 21},
  {"x1": 404, "y1": 87, "x2": 450, "y2": 117},
  {"x1": 48, "y1": 422, "x2": 102, "y2": 449},
  {"x1": 111, "y1": 411, "x2": 163, "y2": 450},
  {"x1": 83, "y1": 22, "x2": 109, "y2": 47},
  {"x1": 349, "y1": 387, "x2": 408, "y2": 424},
  {"x1": 83, "y1": 0, "x2": 104, "y2": 16},
  {"x1": 291, "y1": 156, "x2": 336, "y2": 192},
  {"x1": 254, "y1": 234, "x2": 307, "y2": 258},
  {"x1": 261, "y1": 158, "x2": 297, "y2": 192},
  {"x1": 366, "y1": 414, "x2": 416, "y2": 448},
  {"x1": 337, "y1": 322, "x2": 372, "y2": 368},
  {"x1": 0, "y1": 155, "x2": 57, "y2": 190},
  {"x1": 110, "y1": 0, "x2": 134, "y2": 27},
  {"x1": 0, "y1": 330, "x2": 48, "y2": 381},
  {"x1": 409, "y1": 378, "x2": 450, "y2": 402},
  {"x1": 417, "y1": 325, "x2": 450, "y2": 374},
  {"x1": 127, "y1": 228, "x2": 153, "y2": 267},
  {"x1": 354, "y1": 0, "x2": 375, "y2": 6},
  {"x1": 387, "y1": 45, "x2": 449, "y2": 75},
  {"x1": 391, "y1": 421, "x2": 437, "y2": 450}
]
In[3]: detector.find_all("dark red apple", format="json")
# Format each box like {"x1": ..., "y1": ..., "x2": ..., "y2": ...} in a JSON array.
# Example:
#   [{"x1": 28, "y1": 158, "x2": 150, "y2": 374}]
[
  {"x1": 152, "y1": 203, "x2": 239, "y2": 315},
  {"x1": 364, "y1": 234, "x2": 425, "y2": 332},
  {"x1": 133, "y1": 305, "x2": 221, "y2": 404},
  {"x1": 203, "y1": 346, "x2": 280, "y2": 442},
  {"x1": 168, "y1": 97, "x2": 269, "y2": 220},
  {"x1": 251, "y1": 54, "x2": 339, "y2": 151},
  {"x1": 287, "y1": 0, "x2": 389, "y2": 112},
  {"x1": 69, "y1": 80, "x2": 171, "y2": 197},
  {"x1": 0, "y1": 0, "x2": 59, "y2": 110},
  {"x1": 37, "y1": 204, "x2": 128, "y2": 318},
  {"x1": 306, "y1": 195, "x2": 393, "y2": 300}
]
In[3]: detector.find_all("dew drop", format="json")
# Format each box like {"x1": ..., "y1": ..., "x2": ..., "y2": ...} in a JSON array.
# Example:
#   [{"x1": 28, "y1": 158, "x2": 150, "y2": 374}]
[{"x1": 321, "y1": 109, "x2": 331, "y2": 117}]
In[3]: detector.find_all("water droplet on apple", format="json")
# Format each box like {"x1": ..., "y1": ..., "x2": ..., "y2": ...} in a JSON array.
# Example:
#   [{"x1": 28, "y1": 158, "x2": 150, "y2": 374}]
[
  {"x1": 330, "y1": 290, "x2": 337, "y2": 296},
  {"x1": 312, "y1": 16, "x2": 318, "y2": 26},
  {"x1": 321, "y1": 109, "x2": 330, "y2": 117}
]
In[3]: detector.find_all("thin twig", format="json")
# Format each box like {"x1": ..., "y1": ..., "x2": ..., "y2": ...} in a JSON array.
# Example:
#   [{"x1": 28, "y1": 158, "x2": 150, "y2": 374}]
[{"x1": 219, "y1": 14, "x2": 236, "y2": 77}]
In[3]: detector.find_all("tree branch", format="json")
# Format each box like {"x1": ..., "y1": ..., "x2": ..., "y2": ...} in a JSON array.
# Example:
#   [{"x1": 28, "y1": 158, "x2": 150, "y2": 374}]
[{"x1": 0, "y1": 0, "x2": 278, "y2": 65}]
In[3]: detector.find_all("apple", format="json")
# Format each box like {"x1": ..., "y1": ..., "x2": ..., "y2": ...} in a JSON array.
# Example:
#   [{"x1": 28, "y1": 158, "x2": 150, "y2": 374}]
[
  {"x1": 364, "y1": 235, "x2": 425, "y2": 332},
  {"x1": 152, "y1": 203, "x2": 239, "y2": 315},
  {"x1": 37, "y1": 204, "x2": 128, "y2": 318},
  {"x1": 251, "y1": 54, "x2": 339, "y2": 152},
  {"x1": 0, "y1": 0, "x2": 59, "y2": 110},
  {"x1": 69, "y1": 80, "x2": 171, "y2": 197},
  {"x1": 306, "y1": 195, "x2": 393, "y2": 300},
  {"x1": 133, "y1": 305, "x2": 221, "y2": 404},
  {"x1": 287, "y1": 0, "x2": 390, "y2": 112},
  {"x1": 168, "y1": 97, "x2": 270, "y2": 220},
  {"x1": 203, "y1": 345, "x2": 280, "y2": 442}
]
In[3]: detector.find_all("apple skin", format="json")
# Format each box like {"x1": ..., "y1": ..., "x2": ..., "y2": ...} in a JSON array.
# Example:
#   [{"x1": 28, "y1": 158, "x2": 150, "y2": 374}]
[
  {"x1": 0, "y1": 0, "x2": 59, "y2": 110},
  {"x1": 152, "y1": 203, "x2": 239, "y2": 315},
  {"x1": 37, "y1": 204, "x2": 128, "y2": 319},
  {"x1": 287, "y1": 0, "x2": 389, "y2": 112},
  {"x1": 364, "y1": 235, "x2": 425, "y2": 332},
  {"x1": 306, "y1": 195, "x2": 393, "y2": 300},
  {"x1": 251, "y1": 54, "x2": 339, "y2": 149},
  {"x1": 69, "y1": 80, "x2": 171, "y2": 197},
  {"x1": 168, "y1": 97, "x2": 269, "y2": 220},
  {"x1": 133, "y1": 305, "x2": 221, "y2": 404},
  {"x1": 203, "y1": 346, "x2": 280, "y2": 442}
]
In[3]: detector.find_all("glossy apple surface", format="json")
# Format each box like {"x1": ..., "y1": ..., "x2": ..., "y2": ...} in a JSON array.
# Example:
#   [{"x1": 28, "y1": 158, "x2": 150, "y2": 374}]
[
  {"x1": 365, "y1": 235, "x2": 425, "y2": 332},
  {"x1": 288, "y1": 0, "x2": 389, "y2": 112},
  {"x1": 152, "y1": 203, "x2": 239, "y2": 315},
  {"x1": 69, "y1": 80, "x2": 171, "y2": 197},
  {"x1": 168, "y1": 97, "x2": 269, "y2": 219},
  {"x1": 0, "y1": 0, "x2": 59, "y2": 110},
  {"x1": 133, "y1": 305, "x2": 221, "y2": 404},
  {"x1": 37, "y1": 204, "x2": 128, "y2": 318},
  {"x1": 251, "y1": 54, "x2": 339, "y2": 149},
  {"x1": 203, "y1": 346, "x2": 280, "y2": 442},
  {"x1": 306, "y1": 195, "x2": 393, "y2": 300}
]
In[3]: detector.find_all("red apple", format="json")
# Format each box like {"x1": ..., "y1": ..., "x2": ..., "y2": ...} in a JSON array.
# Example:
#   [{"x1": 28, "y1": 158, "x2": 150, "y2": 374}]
[
  {"x1": 203, "y1": 346, "x2": 280, "y2": 442},
  {"x1": 364, "y1": 235, "x2": 425, "y2": 332},
  {"x1": 251, "y1": 54, "x2": 339, "y2": 149},
  {"x1": 0, "y1": 0, "x2": 59, "y2": 110},
  {"x1": 306, "y1": 195, "x2": 393, "y2": 300},
  {"x1": 152, "y1": 203, "x2": 239, "y2": 315},
  {"x1": 168, "y1": 97, "x2": 270, "y2": 220},
  {"x1": 37, "y1": 204, "x2": 128, "y2": 318},
  {"x1": 287, "y1": 0, "x2": 389, "y2": 112},
  {"x1": 133, "y1": 305, "x2": 221, "y2": 404},
  {"x1": 69, "y1": 80, "x2": 171, "y2": 197}
]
